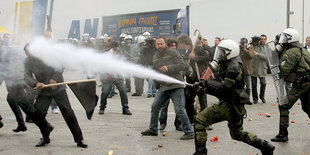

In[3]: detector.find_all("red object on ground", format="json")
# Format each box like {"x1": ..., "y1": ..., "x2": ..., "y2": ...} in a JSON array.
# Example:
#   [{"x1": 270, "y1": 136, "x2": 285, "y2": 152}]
[
  {"x1": 271, "y1": 104, "x2": 277, "y2": 106},
  {"x1": 292, "y1": 113, "x2": 296, "y2": 115},
  {"x1": 258, "y1": 113, "x2": 264, "y2": 116},
  {"x1": 210, "y1": 136, "x2": 218, "y2": 142},
  {"x1": 291, "y1": 121, "x2": 295, "y2": 123}
]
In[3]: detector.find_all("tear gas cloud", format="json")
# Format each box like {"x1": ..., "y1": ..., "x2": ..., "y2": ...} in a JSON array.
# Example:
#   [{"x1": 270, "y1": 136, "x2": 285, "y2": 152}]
[
  {"x1": 0, "y1": 45, "x2": 27, "y2": 87},
  {"x1": 28, "y1": 37, "x2": 184, "y2": 85}
]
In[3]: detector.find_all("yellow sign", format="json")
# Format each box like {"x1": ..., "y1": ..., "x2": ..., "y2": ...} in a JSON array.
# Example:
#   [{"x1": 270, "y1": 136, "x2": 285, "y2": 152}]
[
  {"x1": 118, "y1": 16, "x2": 158, "y2": 28},
  {"x1": 0, "y1": 26, "x2": 10, "y2": 33}
]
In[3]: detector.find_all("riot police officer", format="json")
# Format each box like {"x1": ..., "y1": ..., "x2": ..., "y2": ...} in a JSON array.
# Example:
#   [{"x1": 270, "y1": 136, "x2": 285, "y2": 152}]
[
  {"x1": 124, "y1": 35, "x2": 133, "y2": 92},
  {"x1": 193, "y1": 40, "x2": 275, "y2": 155},
  {"x1": 96, "y1": 36, "x2": 105, "y2": 52},
  {"x1": 132, "y1": 35, "x2": 146, "y2": 96},
  {"x1": 143, "y1": 32, "x2": 151, "y2": 39},
  {"x1": 89, "y1": 37, "x2": 96, "y2": 48},
  {"x1": 81, "y1": 33, "x2": 91, "y2": 47},
  {"x1": 271, "y1": 28, "x2": 310, "y2": 142}
]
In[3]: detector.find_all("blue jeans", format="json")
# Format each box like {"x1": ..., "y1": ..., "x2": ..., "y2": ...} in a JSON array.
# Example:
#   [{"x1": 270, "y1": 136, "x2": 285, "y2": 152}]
[
  {"x1": 159, "y1": 99, "x2": 182, "y2": 128},
  {"x1": 109, "y1": 85, "x2": 116, "y2": 96},
  {"x1": 147, "y1": 65, "x2": 157, "y2": 95},
  {"x1": 149, "y1": 88, "x2": 193, "y2": 134},
  {"x1": 100, "y1": 79, "x2": 129, "y2": 110}
]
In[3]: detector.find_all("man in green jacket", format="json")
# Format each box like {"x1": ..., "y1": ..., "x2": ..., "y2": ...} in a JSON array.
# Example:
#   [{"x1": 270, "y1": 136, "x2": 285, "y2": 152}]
[
  {"x1": 271, "y1": 28, "x2": 310, "y2": 142},
  {"x1": 141, "y1": 37, "x2": 194, "y2": 140}
]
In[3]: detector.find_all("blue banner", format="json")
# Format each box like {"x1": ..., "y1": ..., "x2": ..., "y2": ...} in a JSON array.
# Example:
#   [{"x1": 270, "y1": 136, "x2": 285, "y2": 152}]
[
  {"x1": 102, "y1": 9, "x2": 187, "y2": 40},
  {"x1": 67, "y1": 8, "x2": 189, "y2": 40}
]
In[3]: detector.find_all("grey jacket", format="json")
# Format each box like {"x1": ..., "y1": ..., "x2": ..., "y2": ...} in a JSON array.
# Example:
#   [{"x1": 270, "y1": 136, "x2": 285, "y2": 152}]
[
  {"x1": 0, "y1": 45, "x2": 37, "y2": 102},
  {"x1": 251, "y1": 45, "x2": 268, "y2": 77},
  {"x1": 24, "y1": 57, "x2": 66, "y2": 96}
]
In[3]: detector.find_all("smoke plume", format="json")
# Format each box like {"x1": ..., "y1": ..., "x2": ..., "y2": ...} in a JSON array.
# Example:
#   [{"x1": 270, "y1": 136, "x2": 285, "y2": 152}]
[{"x1": 28, "y1": 37, "x2": 184, "y2": 85}]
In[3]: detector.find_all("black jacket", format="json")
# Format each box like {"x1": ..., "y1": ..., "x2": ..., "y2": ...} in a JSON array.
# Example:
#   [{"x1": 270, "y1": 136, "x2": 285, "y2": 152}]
[
  {"x1": 189, "y1": 46, "x2": 210, "y2": 82},
  {"x1": 24, "y1": 57, "x2": 66, "y2": 96},
  {"x1": 140, "y1": 45, "x2": 157, "y2": 66}
]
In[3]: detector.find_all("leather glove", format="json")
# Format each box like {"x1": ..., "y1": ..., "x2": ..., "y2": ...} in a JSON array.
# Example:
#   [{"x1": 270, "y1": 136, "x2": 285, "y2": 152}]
[{"x1": 193, "y1": 80, "x2": 207, "y2": 89}]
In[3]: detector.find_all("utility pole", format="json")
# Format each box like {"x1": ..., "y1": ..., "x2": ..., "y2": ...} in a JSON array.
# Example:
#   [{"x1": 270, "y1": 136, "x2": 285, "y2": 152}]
[
  {"x1": 286, "y1": 0, "x2": 290, "y2": 28},
  {"x1": 286, "y1": 0, "x2": 294, "y2": 28}
]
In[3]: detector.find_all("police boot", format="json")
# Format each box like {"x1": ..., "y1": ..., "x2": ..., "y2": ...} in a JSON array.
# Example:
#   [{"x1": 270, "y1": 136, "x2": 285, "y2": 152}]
[
  {"x1": 271, "y1": 128, "x2": 288, "y2": 142},
  {"x1": 271, "y1": 133, "x2": 288, "y2": 142},
  {"x1": 193, "y1": 142, "x2": 207, "y2": 155},
  {"x1": 253, "y1": 139, "x2": 275, "y2": 155}
]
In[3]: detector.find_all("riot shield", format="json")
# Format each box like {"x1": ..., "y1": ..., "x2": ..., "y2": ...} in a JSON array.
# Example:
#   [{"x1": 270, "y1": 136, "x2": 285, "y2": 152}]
[{"x1": 265, "y1": 41, "x2": 287, "y2": 105}]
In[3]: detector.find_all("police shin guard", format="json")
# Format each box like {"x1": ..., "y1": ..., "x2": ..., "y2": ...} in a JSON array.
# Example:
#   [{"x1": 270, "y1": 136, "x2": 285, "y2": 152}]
[
  {"x1": 193, "y1": 141, "x2": 207, "y2": 155},
  {"x1": 252, "y1": 139, "x2": 275, "y2": 155},
  {"x1": 193, "y1": 117, "x2": 207, "y2": 155}
]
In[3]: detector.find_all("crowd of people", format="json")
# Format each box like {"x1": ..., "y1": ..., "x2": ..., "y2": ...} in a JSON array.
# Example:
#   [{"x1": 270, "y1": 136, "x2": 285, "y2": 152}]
[{"x1": 0, "y1": 27, "x2": 310, "y2": 155}]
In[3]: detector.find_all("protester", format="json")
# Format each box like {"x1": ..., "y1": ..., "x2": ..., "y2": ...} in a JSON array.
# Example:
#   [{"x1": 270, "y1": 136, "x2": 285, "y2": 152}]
[
  {"x1": 178, "y1": 34, "x2": 209, "y2": 124},
  {"x1": 140, "y1": 37, "x2": 157, "y2": 97},
  {"x1": 24, "y1": 42, "x2": 88, "y2": 148},
  {"x1": 0, "y1": 35, "x2": 27, "y2": 132},
  {"x1": 251, "y1": 35, "x2": 268, "y2": 104},
  {"x1": 0, "y1": 43, "x2": 53, "y2": 147},
  {"x1": 98, "y1": 41, "x2": 132, "y2": 115},
  {"x1": 239, "y1": 37, "x2": 254, "y2": 105},
  {"x1": 141, "y1": 37, "x2": 194, "y2": 140},
  {"x1": 158, "y1": 38, "x2": 181, "y2": 131}
]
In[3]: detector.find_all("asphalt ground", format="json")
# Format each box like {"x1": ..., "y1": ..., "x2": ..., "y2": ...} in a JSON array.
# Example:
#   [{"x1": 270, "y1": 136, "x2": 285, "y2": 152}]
[{"x1": 0, "y1": 70, "x2": 309, "y2": 155}]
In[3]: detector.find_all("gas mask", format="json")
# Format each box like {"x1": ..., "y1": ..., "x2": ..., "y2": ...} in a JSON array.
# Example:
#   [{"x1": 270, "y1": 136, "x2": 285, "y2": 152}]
[
  {"x1": 275, "y1": 44, "x2": 283, "y2": 52},
  {"x1": 209, "y1": 61, "x2": 219, "y2": 72}
]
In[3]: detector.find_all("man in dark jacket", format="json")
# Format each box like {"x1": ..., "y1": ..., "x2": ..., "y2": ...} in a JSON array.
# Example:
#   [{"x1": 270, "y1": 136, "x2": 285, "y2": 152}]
[
  {"x1": 202, "y1": 37, "x2": 221, "y2": 59},
  {"x1": 0, "y1": 44, "x2": 52, "y2": 147},
  {"x1": 24, "y1": 45, "x2": 88, "y2": 148},
  {"x1": 178, "y1": 34, "x2": 209, "y2": 124},
  {"x1": 140, "y1": 38, "x2": 157, "y2": 97},
  {"x1": 158, "y1": 38, "x2": 181, "y2": 131},
  {"x1": 239, "y1": 37, "x2": 255, "y2": 105},
  {"x1": 0, "y1": 41, "x2": 27, "y2": 132},
  {"x1": 98, "y1": 41, "x2": 132, "y2": 115},
  {"x1": 141, "y1": 37, "x2": 194, "y2": 140}
]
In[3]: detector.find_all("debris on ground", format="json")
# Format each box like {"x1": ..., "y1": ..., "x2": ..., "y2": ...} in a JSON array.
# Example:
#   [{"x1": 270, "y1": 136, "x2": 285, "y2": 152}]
[{"x1": 210, "y1": 136, "x2": 218, "y2": 142}]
